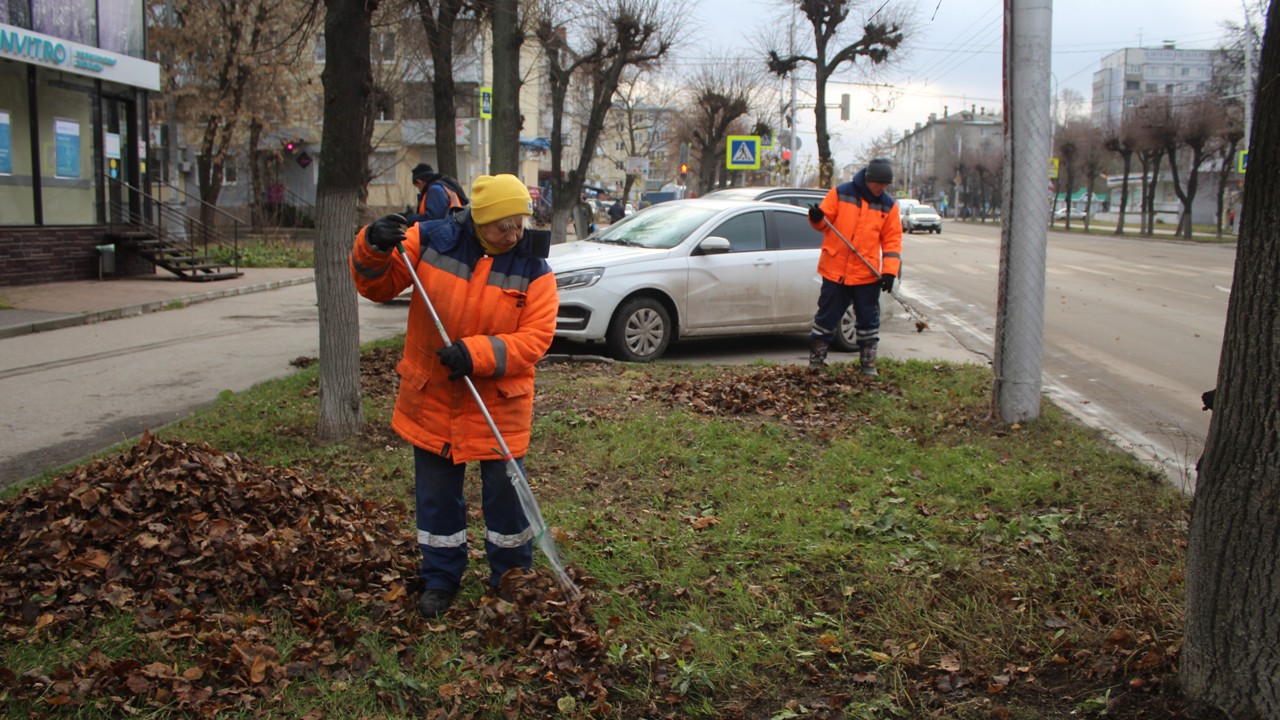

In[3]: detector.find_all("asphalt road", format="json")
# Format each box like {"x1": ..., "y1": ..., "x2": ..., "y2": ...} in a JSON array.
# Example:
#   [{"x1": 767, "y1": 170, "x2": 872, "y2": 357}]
[
  {"x1": 901, "y1": 220, "x2": 1234, "y2": 489},
  {"x1": 0, "y1": 284, "x2": 408, "y2": 488},
  {"x1": 3, "y1": 223, "x2": 1230, "y2": 491}
]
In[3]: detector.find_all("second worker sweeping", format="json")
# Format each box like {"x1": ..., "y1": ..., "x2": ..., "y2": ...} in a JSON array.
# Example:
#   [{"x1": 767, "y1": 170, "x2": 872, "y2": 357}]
[{"x1": 806, "y1": 158, "x2": 904, "y2": 376}]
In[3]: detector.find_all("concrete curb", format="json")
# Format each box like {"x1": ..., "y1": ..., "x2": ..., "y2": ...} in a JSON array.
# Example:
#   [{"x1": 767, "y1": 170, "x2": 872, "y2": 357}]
[{"x1": 0, "y1": 275, "x2": 316, "y2": 340}]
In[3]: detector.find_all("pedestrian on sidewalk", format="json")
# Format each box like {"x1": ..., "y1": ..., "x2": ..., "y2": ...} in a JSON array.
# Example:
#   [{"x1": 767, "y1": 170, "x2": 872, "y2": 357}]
[
  {"x1": 350, "y1": 174, "x2": 559, "y2": 618},
  {"x1": 805, "y1": 158, "x2": 903, "y2": 376}
]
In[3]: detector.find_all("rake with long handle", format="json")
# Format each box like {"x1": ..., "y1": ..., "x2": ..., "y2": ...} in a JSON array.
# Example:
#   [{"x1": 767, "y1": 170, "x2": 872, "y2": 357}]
[
  {"x1": 820, "y1": 216, "x2": 931, "y2": 332},
  {"x1": 390, "y1": 232, "x2": 580, "y2": 598}
]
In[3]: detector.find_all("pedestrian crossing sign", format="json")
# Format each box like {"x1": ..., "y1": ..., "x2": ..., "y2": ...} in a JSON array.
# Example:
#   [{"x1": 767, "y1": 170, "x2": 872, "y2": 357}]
[{"x1": 726, "y1": 136, "x2": 761, "y2": 170}]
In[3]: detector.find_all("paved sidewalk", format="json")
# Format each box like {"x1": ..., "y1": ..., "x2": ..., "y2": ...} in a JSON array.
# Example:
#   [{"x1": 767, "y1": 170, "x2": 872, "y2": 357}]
[{"x1": 0, "y1": 268, "x2": 316, "y2": 339}]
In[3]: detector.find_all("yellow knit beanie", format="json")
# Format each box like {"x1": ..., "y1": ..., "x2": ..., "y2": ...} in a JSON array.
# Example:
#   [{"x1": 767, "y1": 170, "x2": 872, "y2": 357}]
[{"x1": 470, "y1": 174, "x2": 533, "y2": 225}]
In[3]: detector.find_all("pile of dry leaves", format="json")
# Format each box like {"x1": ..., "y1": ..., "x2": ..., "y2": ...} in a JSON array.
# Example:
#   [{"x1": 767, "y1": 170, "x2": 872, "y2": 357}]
[
  {"x1": 651, "y1": 365, "x2": 880, "y2": 430},
  {"x1": 0, "y1": 433, "x2": 634, "y2": 717}
]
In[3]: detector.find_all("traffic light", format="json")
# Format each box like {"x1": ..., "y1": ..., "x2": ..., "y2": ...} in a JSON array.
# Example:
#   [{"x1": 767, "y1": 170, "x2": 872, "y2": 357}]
[{"x1": 679, "y1": 163, "x2": 688, "y2": 181}]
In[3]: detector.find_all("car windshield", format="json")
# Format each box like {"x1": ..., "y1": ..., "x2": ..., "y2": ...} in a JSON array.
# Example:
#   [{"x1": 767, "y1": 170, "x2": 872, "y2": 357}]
[
  {"x1": 912, "y1": 206, "x2": 937, "y2": 215},
  {"x1": 591, "y1": 204, "x2": 720, "y2": 249}
]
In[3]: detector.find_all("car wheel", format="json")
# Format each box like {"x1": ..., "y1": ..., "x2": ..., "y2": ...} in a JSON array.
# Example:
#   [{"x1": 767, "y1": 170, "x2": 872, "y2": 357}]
[
  {"x1": 607, "y1": 296, "x2": 672, "y2": 362},
  {"x1": 832, "y1": 302, "x2": 858, "y2": 352}
]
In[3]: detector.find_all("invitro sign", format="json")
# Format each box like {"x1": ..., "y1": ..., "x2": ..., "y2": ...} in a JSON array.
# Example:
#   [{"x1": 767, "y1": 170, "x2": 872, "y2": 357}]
[{"x1": 0, "y1": 23, "x2": 160, "y2": 91}]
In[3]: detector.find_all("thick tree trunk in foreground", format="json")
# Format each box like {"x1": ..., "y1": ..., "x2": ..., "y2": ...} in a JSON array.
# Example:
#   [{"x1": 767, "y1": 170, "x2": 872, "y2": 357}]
[
  {"x1": 1181, "y1": 3, "x2": 1280, "y2": 717},
  {"x1": 314, "y1": 0, "x2": 374, "y2": 442}
]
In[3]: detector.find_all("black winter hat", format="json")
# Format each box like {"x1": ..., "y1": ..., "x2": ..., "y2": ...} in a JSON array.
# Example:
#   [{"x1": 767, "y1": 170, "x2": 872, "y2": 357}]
[
  {"x1": 411, "y1": 163, "x2": 435, "y2": 183},
  {"x1": 865, "y1": 158, "x2": 894, "y2": 184}
]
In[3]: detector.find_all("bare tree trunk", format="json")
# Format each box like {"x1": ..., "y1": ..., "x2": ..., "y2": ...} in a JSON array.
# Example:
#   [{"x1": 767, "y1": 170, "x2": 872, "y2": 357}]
[
  {"x1": 1115, "y1": 152, "x2": 1131, "y2": 236},
  {"x1": 1182, "y1": 4, "x2": 1280, "y2": 716},
  {"x1": 314, "y1": 0, "x2": 374, "y2": 442},
  {"x1": 419, "y1": 0, "x2": 463, "y2": 179},
  {"x1": 314, "y1": 188, "x2": 364, "y2": 440},
  {"x1": 1143, "y1": 152, "x2": 1163, "y2": 236},
  {"x1": 1213, "y1": 137, "x2": 1238, "y2": 239},
  {"x1": 489, "y1": 0, "x2": 522, "y2": 175}
]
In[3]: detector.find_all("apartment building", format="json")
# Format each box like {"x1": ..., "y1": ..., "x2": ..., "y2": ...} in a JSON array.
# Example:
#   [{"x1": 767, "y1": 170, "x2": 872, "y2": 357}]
[
  {"x1": 893, "y1": 106, "x2": 1001, "y2": 216},
  {"x1": 1091, "y1": 42, "x2": 1216, "y2": 130}
]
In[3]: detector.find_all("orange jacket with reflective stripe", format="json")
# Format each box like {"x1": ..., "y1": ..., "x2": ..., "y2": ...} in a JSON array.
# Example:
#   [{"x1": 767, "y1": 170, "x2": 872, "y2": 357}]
[
  {"x1": 418, "y1": 182, "x2": 463, "y2": 218},
  {"x1": 809, "y1": 173, "x2": 903, "y2": 286},
  {"x1": 350, "y1": 211, "x2": 559, "y2": 462}
]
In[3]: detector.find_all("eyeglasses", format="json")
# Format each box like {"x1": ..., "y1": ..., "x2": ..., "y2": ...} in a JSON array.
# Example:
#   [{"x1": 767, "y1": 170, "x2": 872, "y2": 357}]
[{"x1": 492, "y1": 221, "x2": 524, "y2": 236}]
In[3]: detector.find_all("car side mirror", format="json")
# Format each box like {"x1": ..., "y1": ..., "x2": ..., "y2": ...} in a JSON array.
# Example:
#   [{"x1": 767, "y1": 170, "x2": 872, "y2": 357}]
[{"x1": 696, "y1": 236, "x2": 732, "y2": 255}]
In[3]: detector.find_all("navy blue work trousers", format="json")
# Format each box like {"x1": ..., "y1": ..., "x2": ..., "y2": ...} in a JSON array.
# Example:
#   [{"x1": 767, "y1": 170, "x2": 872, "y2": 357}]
[{"x1": 413, "y1": 446, "x2": 533, "y2": 593}]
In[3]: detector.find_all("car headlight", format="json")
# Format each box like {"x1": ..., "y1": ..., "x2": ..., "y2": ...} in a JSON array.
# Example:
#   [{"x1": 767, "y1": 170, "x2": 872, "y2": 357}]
[{"x1": 555, "y1": 267, "x2": 605, "y2": 291}]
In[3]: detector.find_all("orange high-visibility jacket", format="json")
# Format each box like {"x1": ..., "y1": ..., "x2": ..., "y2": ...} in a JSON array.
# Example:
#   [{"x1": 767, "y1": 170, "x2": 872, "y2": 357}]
[
  {"x1": 350, "y1": 212, "x2": 559, "y2": 462},
  {"x1": 809, "y1": 176, "x2": 903, "y2": 286},
  {"x1": 418, "y1": 182, "x2": 463, "y2": 219}
]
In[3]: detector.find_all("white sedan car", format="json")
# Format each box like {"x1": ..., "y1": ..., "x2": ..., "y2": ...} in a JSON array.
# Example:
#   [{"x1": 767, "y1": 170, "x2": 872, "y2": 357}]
[{"x1": 548, "y1": 199, "x2": 860, "y2": 362}]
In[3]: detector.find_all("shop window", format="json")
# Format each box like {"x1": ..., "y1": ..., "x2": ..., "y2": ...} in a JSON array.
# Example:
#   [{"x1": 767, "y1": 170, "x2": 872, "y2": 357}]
[
  {"x1": 33, "y1": 0, "x2": 96, "y2": 46},
  {"x1": 0, "y1": 61, "x2": 34, "y2": 225},
  {"x1": 98, "y1": 0, "x2": 144, "y2": 57},
  {"x1": 37, "y1": 69, "x2": 95, "y2": 224},
  {"x1": 3, "y1": 0, "x2": 31, "y2": 27}
]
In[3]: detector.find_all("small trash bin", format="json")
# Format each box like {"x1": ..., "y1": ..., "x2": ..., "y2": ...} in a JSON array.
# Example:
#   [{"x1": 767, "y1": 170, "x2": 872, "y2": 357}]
[{"x1": 96, "y1": 244, "x2": 116, "y2": 278}]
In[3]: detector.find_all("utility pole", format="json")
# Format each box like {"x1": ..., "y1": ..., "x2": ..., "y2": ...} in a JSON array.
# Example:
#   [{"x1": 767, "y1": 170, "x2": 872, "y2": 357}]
[
  {"x1": 992, "y1": 0, "x2": 1053, "y2": 423},
  {"x1": 788, "y1": 12, "x2": 798, "y2": 186},
  {"x1": 1241, "y1": 0, "x2": 1254, "y2": 145}
]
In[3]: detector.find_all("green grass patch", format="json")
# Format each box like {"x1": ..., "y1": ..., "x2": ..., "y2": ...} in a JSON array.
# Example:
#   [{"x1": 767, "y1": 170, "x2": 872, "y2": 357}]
[
  {"x1": 212, "y1": 239, "x2": 314, "y2": 268},
  {"x1": 0, "y1": 345, "x2": 1194, "y2": 718}
]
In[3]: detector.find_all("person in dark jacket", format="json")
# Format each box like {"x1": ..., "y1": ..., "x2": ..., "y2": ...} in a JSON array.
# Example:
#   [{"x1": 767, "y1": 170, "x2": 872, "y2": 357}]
[
  {"x1": 406, "y1": 163, "x2": 469, "y2": 223},
  {"x1": 351, "y1": 174, "x2": 558, "y2": 619},
  {"x1": 607, "y1": 199, "x2": 625, "y2": 223}
]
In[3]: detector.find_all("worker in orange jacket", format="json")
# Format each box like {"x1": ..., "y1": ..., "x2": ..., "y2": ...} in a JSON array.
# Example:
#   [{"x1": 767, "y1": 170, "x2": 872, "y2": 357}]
[
  {"x1": 806, "y1": 158, "x2": 903, "y2": 376},
  {"x1": 405, "y1": 162, "x2": 468, "y2": 223},
  {"x1": 350, "y1": 174, "x2": 559, "y2": 618}
]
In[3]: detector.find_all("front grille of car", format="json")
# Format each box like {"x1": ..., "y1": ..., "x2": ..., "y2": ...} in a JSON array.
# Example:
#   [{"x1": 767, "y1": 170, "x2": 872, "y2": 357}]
[{"x1": 556, "y1": 305, "x2": 592, "y2": 331}]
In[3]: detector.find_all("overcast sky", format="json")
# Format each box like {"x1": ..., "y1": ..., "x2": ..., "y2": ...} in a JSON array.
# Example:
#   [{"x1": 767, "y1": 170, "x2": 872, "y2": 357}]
[{"x1": 674, "y1": 0, "x2": 1248, "y2": 174}]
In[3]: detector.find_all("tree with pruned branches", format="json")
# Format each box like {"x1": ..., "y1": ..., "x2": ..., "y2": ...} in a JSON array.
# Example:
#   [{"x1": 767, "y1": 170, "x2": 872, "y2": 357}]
[
  {"x1": 530, "y1": 0, "x2": 678, "y2": 243},
  {"x1": 676, "y1": 60, "x2": 758, "y2": 195},
  {"x1": 765, "y1": 0, "x2": 905, "y2": 187}
]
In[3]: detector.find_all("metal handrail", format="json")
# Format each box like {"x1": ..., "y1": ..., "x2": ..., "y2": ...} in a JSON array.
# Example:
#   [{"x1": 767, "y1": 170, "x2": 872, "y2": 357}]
[{"x1": 104, "y1": 173, "x2": 241, "y2": 274}]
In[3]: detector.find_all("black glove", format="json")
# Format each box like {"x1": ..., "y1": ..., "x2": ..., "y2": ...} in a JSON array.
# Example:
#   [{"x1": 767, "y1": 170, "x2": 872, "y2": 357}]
[
  {"x1": 366, "y1": 214, "x2": 407, "y2": 252},
  {"x1": 879, "y1": 273, "x2": 896, "y2": 293},
  {"x1": 808, "y1": 204, "x2": 824, "y2": 223},
  {"x1": 435, "y1": 341, "x2": 473, "y2": 381}
]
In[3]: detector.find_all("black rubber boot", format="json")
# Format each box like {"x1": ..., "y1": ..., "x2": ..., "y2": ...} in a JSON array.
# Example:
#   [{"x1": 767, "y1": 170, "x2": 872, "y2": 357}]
[
  {"x1": 809, "y1": 338, "x2": 830, "y2": 370},
  {"x1": 859, "y1": 342, "x2": 879, "y2": 377},
  {"x1": 417, "y1": 589, "x2": 456, "y2": 618}
]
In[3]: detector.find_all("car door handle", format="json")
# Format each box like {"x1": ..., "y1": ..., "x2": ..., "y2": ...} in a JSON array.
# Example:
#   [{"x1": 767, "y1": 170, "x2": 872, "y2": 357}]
[{"x1": 753, "y1": 257, "x2": 773, "y2": 267}]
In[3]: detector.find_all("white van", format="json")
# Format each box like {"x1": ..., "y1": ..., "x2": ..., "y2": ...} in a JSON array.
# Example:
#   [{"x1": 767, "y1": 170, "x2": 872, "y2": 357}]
[{"x1": 896, "y1": 197, "x2": 920, "y2": 220}]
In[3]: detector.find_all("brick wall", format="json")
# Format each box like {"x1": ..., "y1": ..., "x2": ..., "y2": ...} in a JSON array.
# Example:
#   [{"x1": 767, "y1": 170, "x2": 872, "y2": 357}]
[{"x1": 0, "y1": 227, "x2": 155, "y2": 288}]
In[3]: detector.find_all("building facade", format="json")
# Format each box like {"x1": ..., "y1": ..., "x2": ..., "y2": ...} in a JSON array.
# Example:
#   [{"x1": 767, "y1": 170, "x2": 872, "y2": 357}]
[
  {"x1": 1091, "y1": 43, "x2": 1215, "y2": 130},
  {"x1": 893, "y1": 106, "x2": 1001, "y2": 216},
  {"x1": 1, "y1": 0, "x2": 161, "y2": 285}
]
